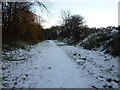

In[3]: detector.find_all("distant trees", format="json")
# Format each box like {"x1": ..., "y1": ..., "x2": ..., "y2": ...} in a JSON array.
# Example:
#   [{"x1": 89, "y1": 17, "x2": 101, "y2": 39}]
[
  {"x1": 43, "y1": 26, "x2": 59, "y2": 40},
  {"x1": 2, "y1": 1, "x2": 47, "y2": 45},
  {"x1": 59, "y1": 10, "x2": 85, "y2": 41},
  {"x1": 47, "y1": 10, "x2": 87, "y2": 42}
]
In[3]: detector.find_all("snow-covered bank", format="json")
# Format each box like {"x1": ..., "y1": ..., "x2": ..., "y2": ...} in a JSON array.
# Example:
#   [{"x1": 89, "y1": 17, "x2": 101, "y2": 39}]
[
  {"x1": 58, "y1": 43, "x2": 119, "y2": 88},
  {"x1": 1, "y1": 40, "x2": 119, "y2": 88}
]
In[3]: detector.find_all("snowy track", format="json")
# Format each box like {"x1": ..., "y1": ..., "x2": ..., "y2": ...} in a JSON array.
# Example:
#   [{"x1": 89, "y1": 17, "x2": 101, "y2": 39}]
[{"x1": 1, "y1": 40, "x2": 119, "y2": 88}]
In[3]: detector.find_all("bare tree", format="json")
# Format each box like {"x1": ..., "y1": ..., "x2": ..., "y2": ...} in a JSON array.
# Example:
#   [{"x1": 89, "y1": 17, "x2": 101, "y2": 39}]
[
  {"x1": 60, "y1": 10, "x2": 85, "y2": 40},
  {"x1": 2, "y1": 1, "x2": 50, "y2": 44},
  {"x1": 60, "y1": 9, "x2": 71, "y2": 25}
]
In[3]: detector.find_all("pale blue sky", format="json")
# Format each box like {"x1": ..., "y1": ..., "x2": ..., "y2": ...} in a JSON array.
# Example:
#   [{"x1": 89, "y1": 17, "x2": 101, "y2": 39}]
[{"x1": 35, "y1": 0, "x2": 119, "y2": 28}]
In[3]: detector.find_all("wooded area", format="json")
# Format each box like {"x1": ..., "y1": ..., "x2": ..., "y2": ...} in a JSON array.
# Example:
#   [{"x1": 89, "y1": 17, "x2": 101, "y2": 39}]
[
  {"x1": 2, "y1": 2, "x2": 45, "y2": 45},
  {"x1": 2, "y1": 1, "x2": 120, "y2": 56}
]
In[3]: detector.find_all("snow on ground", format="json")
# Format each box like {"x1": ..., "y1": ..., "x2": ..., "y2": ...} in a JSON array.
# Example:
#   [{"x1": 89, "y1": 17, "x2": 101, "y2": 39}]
[
  {"x1": 1, "y1": 40, "x2": 119, "y2": 88},
  {"x1": 58, "y1": 42, "x2": 119, "y2": 88}
]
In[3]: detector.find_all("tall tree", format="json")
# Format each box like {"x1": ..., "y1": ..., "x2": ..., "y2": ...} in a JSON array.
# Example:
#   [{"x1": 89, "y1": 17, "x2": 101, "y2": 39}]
[
  {"x1": 60, "y1": 10, "x2": 84, "y2": 40},
  {"x1": 2, "y1": 1, "x2": 48, "y2": 45}
]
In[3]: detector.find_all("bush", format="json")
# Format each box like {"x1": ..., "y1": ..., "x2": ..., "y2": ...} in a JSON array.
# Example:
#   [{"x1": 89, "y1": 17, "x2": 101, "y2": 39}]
[
  {"x1": 105, "y1": 33, "x2": 120, "y2": 57},
  {"x1": 80, "y1": 29, "x2": 119, "y2": 57}
]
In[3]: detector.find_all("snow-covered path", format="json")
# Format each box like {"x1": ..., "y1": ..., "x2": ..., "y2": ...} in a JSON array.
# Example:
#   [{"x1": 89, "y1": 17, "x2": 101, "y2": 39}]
[
  {"x1": 1, "y1": 40, "x2": 119, "y2": 88},
  {"x1": 30, "y1": 40, "x2": 90, "y2": 88}
]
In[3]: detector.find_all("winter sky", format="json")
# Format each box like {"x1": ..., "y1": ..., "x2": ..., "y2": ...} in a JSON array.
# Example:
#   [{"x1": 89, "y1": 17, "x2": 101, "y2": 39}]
[{"x1": 35, "y1": 0, "x2": 119, "y2": 28}]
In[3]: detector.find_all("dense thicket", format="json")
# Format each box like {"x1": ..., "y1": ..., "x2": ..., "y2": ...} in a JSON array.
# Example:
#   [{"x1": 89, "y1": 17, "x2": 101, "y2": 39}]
[{"x1": 2, "y1": 2, "x2": 44, "y2": 45}]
